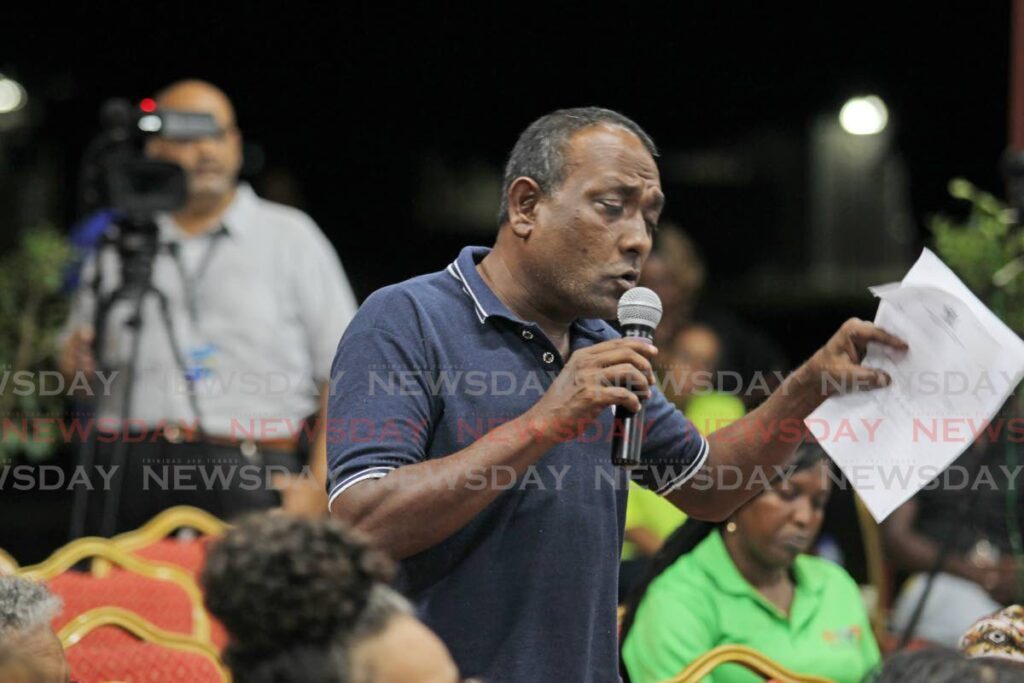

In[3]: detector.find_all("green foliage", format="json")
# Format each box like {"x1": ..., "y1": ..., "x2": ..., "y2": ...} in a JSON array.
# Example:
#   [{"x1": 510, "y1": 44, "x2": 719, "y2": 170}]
[
  {"x1": 930, "y1": 179, "x2": 1024, "y2": 333},
  {"x1": 0, "y1": 227, "x2": 73, "y2": 462}
]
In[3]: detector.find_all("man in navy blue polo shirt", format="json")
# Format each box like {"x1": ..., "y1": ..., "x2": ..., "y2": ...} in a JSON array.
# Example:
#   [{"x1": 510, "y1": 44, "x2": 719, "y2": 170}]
[{"x1": 327, "y1": 107, "x2": 906, "y2": 682}]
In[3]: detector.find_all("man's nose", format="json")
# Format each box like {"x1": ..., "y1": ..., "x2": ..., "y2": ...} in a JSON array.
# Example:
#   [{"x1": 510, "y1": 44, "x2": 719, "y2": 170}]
[{"x1": 620, "y1": 212, "x2": 652, "y2": 258}]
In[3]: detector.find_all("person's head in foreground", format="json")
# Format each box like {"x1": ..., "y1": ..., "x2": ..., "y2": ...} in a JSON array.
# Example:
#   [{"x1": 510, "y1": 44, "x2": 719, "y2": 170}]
[
  {"x1": 0, "y1": 641, "x2": 47, "y2": 683},
  {"x1": 961, "y1": 605, "x2": 1024, "y2": 666},
  {"x1": 201, "y1": 514, "x2": 464, "y2": 683},
  {"x1": 620, "y1": 442, "x2": 880, "y2": 683},
  {"x1": 0, "y1": 576, "x2": 68, "y2": 683},
  {"x1": 864, "y1": 646, "x2": 1024, "y2": 682}
]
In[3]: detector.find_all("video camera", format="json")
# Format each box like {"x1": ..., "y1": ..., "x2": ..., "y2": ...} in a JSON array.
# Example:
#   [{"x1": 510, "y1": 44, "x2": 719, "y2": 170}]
[{"x1": 79, "y1": 98, "x2": 222, "y2": 218}]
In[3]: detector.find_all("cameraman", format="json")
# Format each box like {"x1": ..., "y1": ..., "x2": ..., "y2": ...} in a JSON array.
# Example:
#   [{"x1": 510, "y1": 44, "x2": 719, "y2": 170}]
[{"x1": 59, "y1": 80, "x2": 357, "y2": 534}]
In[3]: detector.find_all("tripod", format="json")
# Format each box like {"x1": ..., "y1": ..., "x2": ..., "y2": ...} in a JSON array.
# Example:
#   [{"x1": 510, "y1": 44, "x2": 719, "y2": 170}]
[{"x1": 68, "y1": 215, "x2": 209, "y2": 539}]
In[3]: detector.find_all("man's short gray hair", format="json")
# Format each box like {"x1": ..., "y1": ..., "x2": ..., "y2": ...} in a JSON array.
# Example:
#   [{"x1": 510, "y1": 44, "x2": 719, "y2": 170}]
[
  {"x1": 497, "y1": 106, "x2": 658, "y2": 226},
  {"x1": 0, "y1": 576, "x2": 62, "y2": 637}
]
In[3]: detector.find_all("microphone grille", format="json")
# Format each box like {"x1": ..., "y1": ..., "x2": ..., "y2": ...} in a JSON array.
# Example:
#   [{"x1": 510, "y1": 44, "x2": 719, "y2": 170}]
[{"x1": 617, "y1": 287, "x2": 663, "y2": 329}]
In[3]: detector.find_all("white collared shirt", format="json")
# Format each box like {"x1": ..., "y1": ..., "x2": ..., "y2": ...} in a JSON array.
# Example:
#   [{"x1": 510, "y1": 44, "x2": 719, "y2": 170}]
[{"x1": 66, "y1": 183, "x2": 358, "y2": 437}]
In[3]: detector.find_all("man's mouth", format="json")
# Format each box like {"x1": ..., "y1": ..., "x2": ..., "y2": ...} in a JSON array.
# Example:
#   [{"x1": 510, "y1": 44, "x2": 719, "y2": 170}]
[{"x1": 615, "y1": 270, "x2": 640, "y2": 284}]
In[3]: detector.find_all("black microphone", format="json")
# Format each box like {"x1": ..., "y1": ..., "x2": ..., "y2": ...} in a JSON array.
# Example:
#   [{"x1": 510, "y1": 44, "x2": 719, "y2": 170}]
[{"x1": 610, "y1": 287, "x2": 663, "y2": 468}]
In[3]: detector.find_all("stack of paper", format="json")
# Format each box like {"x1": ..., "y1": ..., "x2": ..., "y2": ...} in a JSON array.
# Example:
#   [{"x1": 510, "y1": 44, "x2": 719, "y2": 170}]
[{"x1": 807, "y1": 248, "x2": 1024, "y2": 522}]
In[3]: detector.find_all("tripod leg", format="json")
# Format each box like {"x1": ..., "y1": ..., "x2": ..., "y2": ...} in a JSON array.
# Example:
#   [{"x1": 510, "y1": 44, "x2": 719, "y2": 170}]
[{"x1": 99, "y1": 293, "x2": 147, "y2": 537}]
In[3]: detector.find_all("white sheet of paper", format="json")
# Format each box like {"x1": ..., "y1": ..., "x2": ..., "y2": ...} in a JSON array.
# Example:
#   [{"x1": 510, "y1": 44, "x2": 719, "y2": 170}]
[{"x1": 806, "y1": 248, "x2": 1024, "y2": 522}]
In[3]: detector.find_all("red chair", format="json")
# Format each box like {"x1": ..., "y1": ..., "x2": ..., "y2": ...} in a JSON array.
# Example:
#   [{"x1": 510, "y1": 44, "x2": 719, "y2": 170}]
[
  {"x1": 19, "y1": 538, "x2": 212, "y2": 644},
  {"x1": 60, "y1": 607, "x2": 227, "y2": 683},
  {"x1": 109, "y1": 506, "x2": 228, "y2": 579},
  {"x1": 108, "y1": 506, "x2": 231, "y2": 649}
]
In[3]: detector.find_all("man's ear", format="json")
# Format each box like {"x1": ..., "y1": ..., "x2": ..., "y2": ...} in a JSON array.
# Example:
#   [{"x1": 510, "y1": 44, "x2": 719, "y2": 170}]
[{"x1": 506, "y1": 177, "x2": 541, "y2": 238}]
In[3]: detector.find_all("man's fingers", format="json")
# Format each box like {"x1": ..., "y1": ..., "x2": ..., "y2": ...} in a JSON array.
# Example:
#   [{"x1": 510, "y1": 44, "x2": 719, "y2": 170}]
[
  {"x1": 845, "y1": 320, "x2": 908, "y2": 355},
  {"x1": 597, "y1": 364, "x2": 651, "y2": 397},
  {"x1": 590, "y1": 338, "x2": 658, "y2": 359},
  {"x1": 842, "y1": 366, "x2": 892, "y2": 392},
  {"x1": 603, "y1": 386, "x2": 643, "y2": 413},
  {"x1": 585, "y1": 345, "x2": 656, "y2": 381}
]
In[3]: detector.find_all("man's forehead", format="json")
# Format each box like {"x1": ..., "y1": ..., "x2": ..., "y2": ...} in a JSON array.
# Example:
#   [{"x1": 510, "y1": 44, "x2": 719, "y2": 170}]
[
  {"x1": 156, "y1": 85, "x2": 236, "y2": 127},
  {"x1": 566, "y1": 124, "x2": 660, "y2": 182}
]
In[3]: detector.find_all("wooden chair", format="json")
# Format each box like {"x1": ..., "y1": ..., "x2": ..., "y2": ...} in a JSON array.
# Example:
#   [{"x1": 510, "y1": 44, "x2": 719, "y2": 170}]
[
  {"x1": 19, "y1": 536, "x2": 211, "y2": 643},
  {"x1": 59, "y1": 606, "x2": 229, "y2": 683},
  {"x1": 664, "y1": 645, "x2": 834, "y2": 683}
]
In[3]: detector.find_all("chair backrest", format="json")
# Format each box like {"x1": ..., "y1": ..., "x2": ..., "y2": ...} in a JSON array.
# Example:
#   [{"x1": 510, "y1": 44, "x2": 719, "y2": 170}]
[
  {"x1": 664, "y1": 645, "x2": 834, "y2": 683},
  {"x1": 59, "y1": 606, "x2": 228, "y2": 683},
  {"x1": 19, "y1": 536, "x2": 211, "y2": 642},
  {"x1": 111, "y1": 505, "x2": 229, "y2": 552},
  {"x1": 96, "y1": 506, "x2": 229, "y2": 578},
  {"x1": 853, "y1": 492, "x2": 891, "y2": 636}
]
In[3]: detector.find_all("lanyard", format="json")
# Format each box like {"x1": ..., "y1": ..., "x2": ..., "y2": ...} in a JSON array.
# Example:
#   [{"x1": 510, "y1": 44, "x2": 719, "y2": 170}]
[{"x1": 171, "y1": 225, "x2": 227, "y2": 323}]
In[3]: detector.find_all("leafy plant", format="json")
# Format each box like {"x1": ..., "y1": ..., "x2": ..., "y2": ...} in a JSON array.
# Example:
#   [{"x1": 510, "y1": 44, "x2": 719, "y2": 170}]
[
  {"x1": 931, "y1": 179, "x2": 1024, "y2": 577},
  {"x1": 0, "y1": 226, "x2": 73, "y2": 462},
  {"x1": 930, "y1": 179, "x2": 1024, "y2": 332}
]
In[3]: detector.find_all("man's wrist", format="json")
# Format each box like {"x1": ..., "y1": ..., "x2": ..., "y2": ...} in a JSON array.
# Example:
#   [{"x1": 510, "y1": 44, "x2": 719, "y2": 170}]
[{"x1": 781, "y1": 362, "x2": 827, "y2": 412}]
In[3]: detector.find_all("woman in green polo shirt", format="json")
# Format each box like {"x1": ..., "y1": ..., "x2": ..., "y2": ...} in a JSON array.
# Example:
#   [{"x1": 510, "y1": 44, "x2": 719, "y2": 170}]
[{"x1": 620, "y1": 444, "x2": 879, "y2": 683}]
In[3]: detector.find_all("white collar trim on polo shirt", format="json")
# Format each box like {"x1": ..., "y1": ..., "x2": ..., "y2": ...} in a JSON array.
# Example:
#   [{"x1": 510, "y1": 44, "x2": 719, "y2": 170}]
[{"x1": 447, "y1": 261, "x2": 488, "y2": 324}]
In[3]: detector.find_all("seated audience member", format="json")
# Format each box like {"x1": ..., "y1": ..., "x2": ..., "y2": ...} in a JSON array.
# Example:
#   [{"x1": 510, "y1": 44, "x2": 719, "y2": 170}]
[
  {"x1": 661, "y1": 323, "x2": 746, "y2": 433},
  {"x1": 0, "y1": 642, "x2": 46, "y2": 683},
  {"x1": 0, "y1": 577, "x2": 68, "y2": 683},
  {"x1": 620, "y1": 324, "x2": 746, "y2": 599},
  {"x1": 620, "y1": 444, "x2": 879, "y2": 683},
  {"x1": 960, "y1": 604, "x2": 1024, "y2": 666},
  {"x1": 883, "y1": 437, "x2": 1024, "y2": 647},
  {"x1": 638, "y1": 224, "x2": 788, "y2": 411},
  {"x1": 201, "y1": 514, "x2": 467, "y2": 683},
  {"x1": 863, "y1": 646, "x2": 1024, "y2": 682}
]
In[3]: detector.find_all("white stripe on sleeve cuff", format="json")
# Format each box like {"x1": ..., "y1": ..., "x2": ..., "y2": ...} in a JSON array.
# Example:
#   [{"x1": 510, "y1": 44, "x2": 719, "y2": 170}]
[
  {"x1": 327, "y1": 466, "x2": 395, "y2": 513},
  {"x1": 655, "y1": 436, "x2": 710, "y2": 496}
]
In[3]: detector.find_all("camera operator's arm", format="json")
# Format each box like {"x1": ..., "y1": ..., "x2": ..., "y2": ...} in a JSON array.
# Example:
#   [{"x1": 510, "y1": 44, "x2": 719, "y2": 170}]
[{"x1": 58, "y1": 254, "x2": 99, "y2": 395}]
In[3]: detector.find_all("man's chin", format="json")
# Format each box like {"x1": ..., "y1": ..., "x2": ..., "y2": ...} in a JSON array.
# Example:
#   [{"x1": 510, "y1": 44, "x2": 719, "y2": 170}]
[
  {"x1": 187, "y1": 179, "x2": 234, "y2": 203},
  {"x1": 577, "y1": 296, "x2": 618, "y2": 322}
]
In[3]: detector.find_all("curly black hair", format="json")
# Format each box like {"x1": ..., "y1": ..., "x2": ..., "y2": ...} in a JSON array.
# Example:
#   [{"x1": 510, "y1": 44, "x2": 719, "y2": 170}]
[{"x1": 201, "y1": 514, "x2": 394, "y2": 669}]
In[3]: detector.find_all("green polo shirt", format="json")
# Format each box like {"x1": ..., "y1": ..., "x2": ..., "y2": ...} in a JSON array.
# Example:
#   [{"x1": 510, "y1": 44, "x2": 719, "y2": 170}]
[{"x1": 621, "y1": 530, "x2": 880, "y2": 683}]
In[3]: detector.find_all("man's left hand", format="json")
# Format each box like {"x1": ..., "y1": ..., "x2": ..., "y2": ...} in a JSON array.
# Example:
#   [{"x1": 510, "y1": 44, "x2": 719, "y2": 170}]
[{"x1": 806, "y1": 318, "x2": 908, "y2": 396}]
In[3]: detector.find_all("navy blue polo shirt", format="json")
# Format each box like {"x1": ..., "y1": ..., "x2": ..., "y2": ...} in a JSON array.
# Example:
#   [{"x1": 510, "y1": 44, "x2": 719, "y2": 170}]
[{"x1": 327, "y1": 246, "x2": 708, "y2": 683}]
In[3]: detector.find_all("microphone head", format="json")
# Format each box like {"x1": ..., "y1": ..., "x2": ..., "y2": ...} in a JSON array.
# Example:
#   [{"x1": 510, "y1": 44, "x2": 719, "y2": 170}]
[{"x1": 617, "y1": 287, "x2": 663, "y2": 329}]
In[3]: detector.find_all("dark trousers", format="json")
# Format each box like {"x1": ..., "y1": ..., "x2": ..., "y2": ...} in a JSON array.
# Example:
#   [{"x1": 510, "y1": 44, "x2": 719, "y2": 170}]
[{"x1": 81, "y1": 438, "x2": 300, "y2": 536}]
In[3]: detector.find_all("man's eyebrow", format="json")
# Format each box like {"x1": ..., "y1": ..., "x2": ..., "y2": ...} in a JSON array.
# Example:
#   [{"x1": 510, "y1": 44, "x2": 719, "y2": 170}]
[{"x1": 597, "y1": 179, "x2": 665, "y2": 212}]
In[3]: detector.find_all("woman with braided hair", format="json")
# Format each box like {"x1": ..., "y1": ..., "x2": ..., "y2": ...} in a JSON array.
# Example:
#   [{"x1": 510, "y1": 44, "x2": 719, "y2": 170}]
[{"x1": 201, "y1": 514, "x2": 466, "y2": 683}]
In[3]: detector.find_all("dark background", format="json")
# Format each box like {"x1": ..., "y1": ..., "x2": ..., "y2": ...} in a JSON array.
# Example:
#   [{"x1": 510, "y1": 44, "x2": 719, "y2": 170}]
[{"x1": 0, "y1": 2, "x2": 1014, "y2": 567}]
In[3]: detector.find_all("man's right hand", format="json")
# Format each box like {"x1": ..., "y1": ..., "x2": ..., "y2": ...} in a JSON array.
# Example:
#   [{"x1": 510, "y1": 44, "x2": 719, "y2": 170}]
[
  {"x1": 59, "y1": 326, "x2": 96, "y2": 378},
  {"x1": 526, "y1": 338, "x2": 657, "y2": 441}
]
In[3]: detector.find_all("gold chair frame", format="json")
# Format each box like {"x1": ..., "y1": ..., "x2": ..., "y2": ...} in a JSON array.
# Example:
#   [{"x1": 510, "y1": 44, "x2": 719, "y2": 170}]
[
  {"x1": 19, "y1": 537, "x2": 211, "y2": 642},
  {"x1": 110, "y1": 505, "x2": 229, "y2": 552},
  {"x1": 664, "y1": 644, "x2": 834, "y2": 683},
  {"x1": 58, "y1": 606, "x2": 229, "y2": 682},
  {"x1": 91, "y1": 505, "x2": 229, "y2": 579}
]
